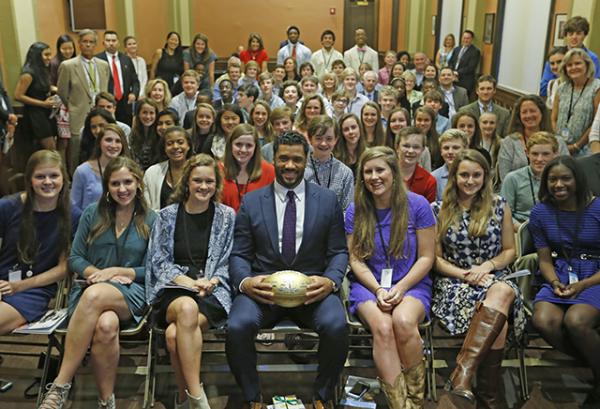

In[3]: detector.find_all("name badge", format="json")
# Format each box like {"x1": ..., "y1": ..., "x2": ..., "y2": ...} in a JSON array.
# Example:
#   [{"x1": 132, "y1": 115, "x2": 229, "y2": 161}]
[
  {"x1": 380, "y1": 268, "x2": 393, "y2": 288},
  {"x1": 568, "y1": 267, "x2": 579, "y2": 285},
  {"x1": 8, "y1": 270, "x2": 22, "y2": 282},
  {"x1": 561, "y1": 128, "x2": 570, "y2": 141}
]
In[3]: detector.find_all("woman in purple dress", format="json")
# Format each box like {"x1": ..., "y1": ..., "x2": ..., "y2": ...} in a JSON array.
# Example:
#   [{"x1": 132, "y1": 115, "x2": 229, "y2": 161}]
[
  {"x1": 530, "y1": 156, "x2": 600, "y2": 407},
  {"x1": 345, "y1": 146, "x2": 436, "y2": 409}
]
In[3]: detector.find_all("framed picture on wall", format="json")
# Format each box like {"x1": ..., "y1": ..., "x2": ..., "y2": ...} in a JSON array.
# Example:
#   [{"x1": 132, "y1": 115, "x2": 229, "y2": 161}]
[
  {"x1": 484, "y1": 13, "x2": 495, "y2": 44},
  {"x1": 554, "y1": 14, "x2": 568, "y2": 46}
]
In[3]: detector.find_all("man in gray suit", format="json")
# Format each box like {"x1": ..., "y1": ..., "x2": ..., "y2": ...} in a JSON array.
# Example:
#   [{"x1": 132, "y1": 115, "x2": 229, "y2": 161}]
[
  {"x1": 458, "y1": 75, "x2": 511, "y2": 137},
  {"x1": 438, "y1": 66, "x2": 469, "y2": 120},
  {"x1": 57, "y1": 29, "x2": 109, "y2": 173}
]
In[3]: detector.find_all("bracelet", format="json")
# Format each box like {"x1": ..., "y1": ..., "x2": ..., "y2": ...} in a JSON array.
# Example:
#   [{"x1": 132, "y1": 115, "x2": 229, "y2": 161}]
[
  {"x1": 374, "y1": 286, "x2": 385, "y2": 295},
  {"x1": 488, "y1": 260, "x2": 497, "y2": 270},
  {"x1": 551, "y1": 279, "x2": 560, "y2": 288}
]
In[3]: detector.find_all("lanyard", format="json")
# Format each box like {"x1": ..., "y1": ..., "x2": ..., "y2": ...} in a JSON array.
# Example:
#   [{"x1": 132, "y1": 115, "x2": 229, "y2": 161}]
[
  {"x1": 358, "y1": 50, "x2": 366, "y2": 65},
  {"x1": 322, "y1": 49, "x2": 334, "y2": 70},
  {"x1": 527, "y1": 168, "x2": 537, "y2": 206},
  {"x1": 96, "y1": 158, "x2": 103, "y2": 177},
  {"x1": 567, "y1": 78, "x2": 589, "y2": 123},
  {"x1": 375, "y1": 211, "x2": 392, "y2": 268},
  {"x1": 310, "y1": 156, "x2": 332, "y2": 188}
]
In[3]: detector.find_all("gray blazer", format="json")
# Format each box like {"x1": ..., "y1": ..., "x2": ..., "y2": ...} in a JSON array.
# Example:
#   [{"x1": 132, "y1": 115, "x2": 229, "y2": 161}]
[
  {"x1": 145, "y1": 202, "x2": 235, "y2": 313},
  {"x1": 459, "y1": 101, "x2": 512, "y2": 137}
]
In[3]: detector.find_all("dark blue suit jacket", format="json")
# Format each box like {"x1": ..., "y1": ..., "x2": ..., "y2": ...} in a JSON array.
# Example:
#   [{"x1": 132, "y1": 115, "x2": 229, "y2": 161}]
[{"x1": 230, "y1": 181, "x2": 348, "y2": 294}]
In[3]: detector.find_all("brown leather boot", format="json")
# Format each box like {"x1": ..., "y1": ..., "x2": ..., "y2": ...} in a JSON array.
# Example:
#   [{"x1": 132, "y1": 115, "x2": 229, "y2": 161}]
[
  {"x1": 379, "y1": 373, "x2": 407, "y2": 409},
  {"x1": 475, "y1": 349, "x2": 504, "y2": 409},
  {"x1": 405, "y1": 359, "x2": 426, "y2": 409},
  {"x1": 447, "y1": 303, "x2": 507, "y2": 404}
]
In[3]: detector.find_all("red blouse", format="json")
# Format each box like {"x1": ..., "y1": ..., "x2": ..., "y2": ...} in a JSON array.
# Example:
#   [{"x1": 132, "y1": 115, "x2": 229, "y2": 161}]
[
  {"x1": 239, "y1": 49, "x2": 269, "y2": 71},
  {"x1": 221, "y1": 160, "x2": 275, "y2": 211}
]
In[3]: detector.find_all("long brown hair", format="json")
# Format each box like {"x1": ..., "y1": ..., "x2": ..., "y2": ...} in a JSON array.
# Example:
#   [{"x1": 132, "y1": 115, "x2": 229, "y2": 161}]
[
  {"x1": 249, "y1": 100, "x2": 275, "y2": 144},
  {"x1": 92, "y1": 123, "x2": 131, "y2": 159},
  {"x1": 437, "y1": 149, "x2": 495, "y2": 241},
  {"x1": 88, "y1": 157, "x2": 151, "y2": 243},
  {"x1": 351, "y1": 146, "x2": 409, "y2": 260},
  {"x1": 360, "y1": 101, "x2": 388, "y2": 147},
  {"x1": 18, "y1": 150, "x2": 71, "y2": 264},
  {"x1": 223, "y1": 124, "x2": 263, "y2": 182},
  {"x1": 334, "y1": 113, "x2": 366, "y2": 167}
]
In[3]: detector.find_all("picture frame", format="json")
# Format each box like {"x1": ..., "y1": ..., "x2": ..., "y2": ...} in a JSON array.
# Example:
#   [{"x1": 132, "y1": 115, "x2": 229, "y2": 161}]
[
  {"x1": 484, "y1": 13, "x2": 495, "y2": 44},
  {"x1": 554, "y1": 14, "x2": 568, "y2": 46}
]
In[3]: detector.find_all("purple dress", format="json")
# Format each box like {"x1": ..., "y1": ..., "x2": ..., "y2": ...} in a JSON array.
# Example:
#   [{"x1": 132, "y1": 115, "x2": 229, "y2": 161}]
[
  {"x1": 344, "y1": 192, "x2": 435, "y2": 316},
  {"x1": 529, "y1": 198, "x2": 600, "y2": 310}
]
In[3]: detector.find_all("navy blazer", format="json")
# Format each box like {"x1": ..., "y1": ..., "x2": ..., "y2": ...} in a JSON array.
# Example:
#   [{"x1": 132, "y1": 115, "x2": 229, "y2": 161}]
[
  {"x1": 96, "y1": 52, "x2": 140, "y2": 98},
  {"x1": 230, "y1": 181, "x2": 348, "y2": 294}
]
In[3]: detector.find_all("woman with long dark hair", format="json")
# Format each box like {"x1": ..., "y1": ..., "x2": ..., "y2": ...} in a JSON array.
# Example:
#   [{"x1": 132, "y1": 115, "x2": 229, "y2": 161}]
[
  {"x1": 151, "y1": 31, "x2": 185, "y2": 92},
  {"x1": 201, "y1": 104, "x2": 244, "y2": 160},
  {"x1": 183, "y1": 33, "x2": 217, "y2": 86},
  {"x1": 130, "y1": 98, "x2": 160, "y2": 171},
  {"x1": 14, "y1": 42, "x2": 59, "y2": 150},
  {"x1": 50, "y1": 34, "x2": 76, "y2": 85}
]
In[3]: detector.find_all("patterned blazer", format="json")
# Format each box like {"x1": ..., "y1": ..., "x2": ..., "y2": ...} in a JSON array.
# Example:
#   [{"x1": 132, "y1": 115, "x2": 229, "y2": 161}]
[{"x1": 145, "y1": 202, "x2": 235, "y2": 313}]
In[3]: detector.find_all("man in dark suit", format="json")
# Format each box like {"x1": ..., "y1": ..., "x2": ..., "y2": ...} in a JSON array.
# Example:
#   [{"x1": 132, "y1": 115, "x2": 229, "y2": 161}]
[
  {"x1": 95, "y1": 30, "x2": 139, "y2": 126},
  {"x1": 226, "y1": 131, "x2": 349, "y2": 409},
  {"x1": 458, "y1": 75, "x2": 512, "y2": 137},
  {"x1": 447, "y1": 30, "x2": 481, "y2": 97},
  {"x1": 438, "y1": 66, "x2": 469, "y2": 119}
]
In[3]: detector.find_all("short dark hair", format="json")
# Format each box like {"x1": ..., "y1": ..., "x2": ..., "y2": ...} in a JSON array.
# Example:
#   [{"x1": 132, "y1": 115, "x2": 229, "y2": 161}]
[
  {"x1": 321, "y1": 30, "x2": 336, "y2": 42},
  {"x1": 104, "y1": 30, "x2": 118, "y2": 38},
  {"x1": 157, "y1": 109, "x2": 179, "y2": 124},
  {"x1": 273, "y1": 131, "x2": 309, "y2": 157},
  {"x1": 538, "y1": 155, "x2": 592, "y2": 210},
  {"x1": 563, "y1": 16, "x2": 589, "y2": 35},
  {"x1": 548, "y1": 46, "x2": 568, "y2": 59},
  {"x1": 95, "y1": 91, "x2": 116, "y2": 106},
  {"x1": 477, "y1": 75, "x2": 497, "y2": 88},
  {"x1": 463, "y1": 29, "x2": 475, "y2": 39},
  {"x1": 238, "y1": 83, "x2": 259, "y2": 100},
  {"x1": 287, "y1": 26, "x2": 300, "y2": 35}
]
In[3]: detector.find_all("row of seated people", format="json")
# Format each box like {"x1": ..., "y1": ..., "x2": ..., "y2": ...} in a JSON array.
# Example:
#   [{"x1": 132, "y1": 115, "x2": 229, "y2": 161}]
[{"x1": 1, "y1": 124, "x2": 599, "y2": 408}]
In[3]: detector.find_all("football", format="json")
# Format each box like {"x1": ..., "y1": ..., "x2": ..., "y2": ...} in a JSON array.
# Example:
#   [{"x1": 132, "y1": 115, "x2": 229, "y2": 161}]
[{"x1": 264, "y1": 270, "x2": 311, "y2": 307}]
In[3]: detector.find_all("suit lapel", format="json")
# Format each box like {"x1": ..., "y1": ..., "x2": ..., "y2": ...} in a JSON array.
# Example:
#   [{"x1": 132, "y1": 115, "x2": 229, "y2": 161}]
[{"x1": 261, "y1": 186, "x2": 281, "y2": 258}]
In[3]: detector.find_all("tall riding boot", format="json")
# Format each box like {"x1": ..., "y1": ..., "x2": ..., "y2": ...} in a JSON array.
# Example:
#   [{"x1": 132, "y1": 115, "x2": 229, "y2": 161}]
[
  {"x1": 475, "y1": 348, "x2": 504, "y2": 409},
  {"x1": 447, "y1": 303, "x2": 507, "y2": 405},
  {"x1": 379, "y1": 373, "x2": 407, "y2": 409},
  {"x1": 404, "y1": 359, "x2": 426, "y2": 409}
]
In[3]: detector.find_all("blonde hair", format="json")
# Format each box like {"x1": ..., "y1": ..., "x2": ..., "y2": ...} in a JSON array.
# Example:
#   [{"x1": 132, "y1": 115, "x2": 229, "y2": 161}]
[
  {"x1": 170, "y1": 154, "x2": 223, "y2": 204},
  {"x1": 144, "y1": 78, "x2": 172, "y2": 108},
  {"x1": 526, "y1": 131, "x2": 559, "y2": 152}
]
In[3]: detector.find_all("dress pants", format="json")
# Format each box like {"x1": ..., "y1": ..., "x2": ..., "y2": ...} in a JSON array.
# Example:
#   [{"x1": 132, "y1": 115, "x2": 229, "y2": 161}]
[{"x1": 226, "y1": 293, "x2": 349, "y2": 402}]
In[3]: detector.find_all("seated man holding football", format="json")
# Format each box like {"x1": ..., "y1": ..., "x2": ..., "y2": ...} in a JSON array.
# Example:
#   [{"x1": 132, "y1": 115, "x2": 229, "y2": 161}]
[{"x1": 226, "y1": 131, "x2": 349, "y2": 409}]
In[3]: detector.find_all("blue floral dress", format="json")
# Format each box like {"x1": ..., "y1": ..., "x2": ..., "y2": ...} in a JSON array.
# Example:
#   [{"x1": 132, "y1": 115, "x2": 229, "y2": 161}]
[{"x1": 431, "y1": 196, "x2": 526, "y2": 342}]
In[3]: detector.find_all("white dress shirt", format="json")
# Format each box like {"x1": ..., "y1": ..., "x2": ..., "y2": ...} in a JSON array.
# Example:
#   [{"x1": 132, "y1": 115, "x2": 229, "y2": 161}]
[
  {"x1": 311, "y1": 48, "x2": 344, "y2": 77},
  {"x1": 105, "y1": 51, "x2": 124, "y2": 93}
]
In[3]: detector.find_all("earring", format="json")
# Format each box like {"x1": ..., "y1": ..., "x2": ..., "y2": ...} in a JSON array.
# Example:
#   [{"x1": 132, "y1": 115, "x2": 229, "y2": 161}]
[{"x1": 105, "y1": 192, "x2": 111, "y2": 203}]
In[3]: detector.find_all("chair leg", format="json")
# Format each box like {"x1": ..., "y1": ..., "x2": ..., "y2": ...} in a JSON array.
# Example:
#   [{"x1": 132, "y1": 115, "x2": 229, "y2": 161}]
[
  {"x1": 36, "y1": 336, "x2": 56, "y2": 407},
  {"x1": 518, "y1": 345, "x2": 529, "y2": 400},
  {"x1": 143, "y1": 328, "x2": 153, "y2": 409},
  {"x1": 426, "y1": 324, "x2": 437, "y2": 402}
]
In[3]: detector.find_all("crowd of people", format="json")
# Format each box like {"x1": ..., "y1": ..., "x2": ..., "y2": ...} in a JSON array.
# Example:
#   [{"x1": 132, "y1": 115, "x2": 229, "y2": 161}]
[{"x1": 1, "y1": 14, "x2": 600, "y2": 409}]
